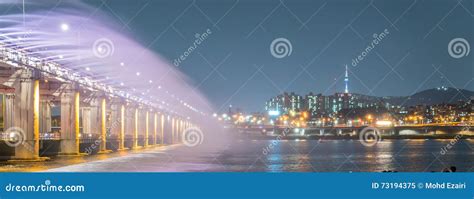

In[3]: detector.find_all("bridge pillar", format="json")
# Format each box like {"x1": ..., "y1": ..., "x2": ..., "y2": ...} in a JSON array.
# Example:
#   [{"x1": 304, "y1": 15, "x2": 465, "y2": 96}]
[
  {"x1": 90, "y1": 98, "x2": 100, "y2": 142},
  {"x1": 132, "y1": 108, "x2": 140, "y2": 149},
  {"x1": 98, "y1": 98, "x2": 111, "y2": 153},
  {"x1": 124, "y1": 106, "x2": 135, "y2": 149},
  {"x1": 3, "y1": 70, "x2": 42, "y2": 160},
  {"x1": 109, "y1": 103, "x2": 121, "y2": 150},
  {"x1": 39, "y1": 100, "x2": 52, "y2": 136},
  {"x1": 167, "y1": 116, "x2": 171, "y2": 144},
  {"x1": 171, "y1": 117, "x2": 175, "y2": 144},
  {"x1": 181, "y1": 120, "x2": 185, "y2": 139},
  {"x1": 176, "y1": 118, "x2": 180, "y2": 144},
  {"x1": 3, "y1": 94, "x2": 14, "y2": 133},
  {"x1": 137, "y1": 108, "x2": 146, "y2": 147},
  {"x1": 118, "y1": 105, "x2": 127, "y2": 150},
  {"x1": 175, "y1": 118, "x2": 179, "y2": 144},
  {"x1": 179, "y1": 119, "x2": 183, "y2": 142},
  {"x1": 160, "y1": 114, "x2": 165, "y2": 145},
  {"x1": 59, "y1": 86, "x2": 81, "y2": 156},
  {"x1": 177, "y1": 118, "x2": 180, "y2": 143},
  {"x1": 144, "y1": 110, "x2": 149, "y2": 147},
  {"x1": 153, "y1": 113, "x2": 157, "y2": 145},
  {"x1": 82, "y1": 107, "x2": 91, "y2": 136}
]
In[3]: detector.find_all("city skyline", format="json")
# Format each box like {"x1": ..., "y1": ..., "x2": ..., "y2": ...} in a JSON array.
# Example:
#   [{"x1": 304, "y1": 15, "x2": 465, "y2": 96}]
[
  {"x1": 242, "y1": 64, "x2": 473, "y2": 114},
  {"x1": 258, "y1": 85, "x2": 473, "y2": 116}
]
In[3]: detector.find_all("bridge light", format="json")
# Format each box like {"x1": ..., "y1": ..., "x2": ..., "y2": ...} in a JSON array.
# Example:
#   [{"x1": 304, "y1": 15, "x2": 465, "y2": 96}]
[
  {"x1": 375, "y1": 120, "x2": 392, "y2": 127},
  {"x1": 60, "y1": 23, "x2": 69, "y2": 32}
]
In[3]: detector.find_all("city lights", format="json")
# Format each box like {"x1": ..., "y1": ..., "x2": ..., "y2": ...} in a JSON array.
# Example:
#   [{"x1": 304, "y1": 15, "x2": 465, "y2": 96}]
[{"x1": 268, "y1": 110, "x2": 280, "y2": 116}]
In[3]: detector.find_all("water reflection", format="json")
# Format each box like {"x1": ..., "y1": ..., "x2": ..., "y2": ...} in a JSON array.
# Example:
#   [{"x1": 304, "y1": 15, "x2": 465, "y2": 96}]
[{"x1": 0, "y1": 140, "x2": 472, "y2": 172}]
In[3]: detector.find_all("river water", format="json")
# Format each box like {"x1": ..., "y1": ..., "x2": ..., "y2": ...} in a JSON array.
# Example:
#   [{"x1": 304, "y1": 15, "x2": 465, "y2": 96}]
[{"x1": 37, "y1": 139, "x2": 474, "y2": 172}]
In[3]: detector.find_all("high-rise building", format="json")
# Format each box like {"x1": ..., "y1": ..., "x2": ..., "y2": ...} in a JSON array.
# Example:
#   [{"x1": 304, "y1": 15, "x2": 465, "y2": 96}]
[
  {"x1": 289, "y1": 92, "x2": 303, "y2": 112},
  {"x1": 332, "y1": 93, "x2": 356, "y2": 112},
  {"x1": 305, "y1": 92, "x2": 321, "y2": 117},
  {"x1": 265, "y1": 92, "x2": 303, "y2": 115}
]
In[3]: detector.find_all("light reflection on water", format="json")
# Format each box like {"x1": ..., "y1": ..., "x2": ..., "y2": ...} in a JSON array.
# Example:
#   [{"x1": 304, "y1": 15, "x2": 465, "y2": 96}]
[
  {"x1": 1, "y1": 140, "x2": 473, "y2": 172},
  {"x1": 189, "y1": 139, "x2": 473, "y2": 172}
]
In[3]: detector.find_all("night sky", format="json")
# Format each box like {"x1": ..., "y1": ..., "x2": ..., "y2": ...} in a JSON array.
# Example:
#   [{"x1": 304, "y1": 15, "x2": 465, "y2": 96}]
[{"x1": 3, "y1": 0, "x2": 474, "y2": 113}]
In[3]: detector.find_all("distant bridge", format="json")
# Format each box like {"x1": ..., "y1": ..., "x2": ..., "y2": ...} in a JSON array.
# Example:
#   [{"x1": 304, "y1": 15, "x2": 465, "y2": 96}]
[{"x1": 234, "y1": 124, "x2": 473, "y2": 136}]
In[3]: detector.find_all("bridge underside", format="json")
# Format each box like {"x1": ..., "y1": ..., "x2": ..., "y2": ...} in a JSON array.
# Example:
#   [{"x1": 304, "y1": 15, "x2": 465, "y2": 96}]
[{"x1": 0, "y1": 64, "x2": 192, "y2": 160}]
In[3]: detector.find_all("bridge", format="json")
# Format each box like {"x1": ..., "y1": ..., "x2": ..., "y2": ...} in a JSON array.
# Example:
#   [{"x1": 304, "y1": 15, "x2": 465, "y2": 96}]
[
  {"x1": 0, "y1": 41, "x2": 195, "y2": 161},
  {"x1": 235, "y1": 124, "x2": 473, "y2": 137}
]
